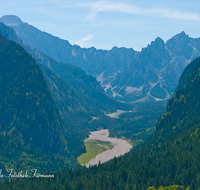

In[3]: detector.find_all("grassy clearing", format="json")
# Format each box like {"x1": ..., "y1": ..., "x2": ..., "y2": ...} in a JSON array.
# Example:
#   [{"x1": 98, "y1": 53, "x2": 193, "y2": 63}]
[
  {"x1": 77, "y1": 140, "x2": 114, "y2": 165},
  {"x1": 95, "y1": 140, "x2": 114, "y2": 149}
]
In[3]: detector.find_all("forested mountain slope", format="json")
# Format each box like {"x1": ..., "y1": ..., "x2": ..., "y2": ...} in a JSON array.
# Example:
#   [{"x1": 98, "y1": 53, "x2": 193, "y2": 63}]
[
  {"x1": 0, "y1": 33, "x2": 72, "y2": 172},
  {"x1": 2, "y1": 56, "x2": 200, "y2": 189}
]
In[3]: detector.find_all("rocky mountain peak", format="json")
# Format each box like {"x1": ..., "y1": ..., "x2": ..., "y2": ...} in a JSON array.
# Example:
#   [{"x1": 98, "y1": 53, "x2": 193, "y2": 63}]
[
  {"x1": 168, "y1": 31, "x2": 189, "y2": 42},
  {"x1": 155, "y1": 36, "x2": 164, "y2": 43},
  {"x1": 166, "y1": 31, "x2": 189, "y2": 48},
  {"x1": 111, "y1": 46, "x2": 119, "y2": 51},
  {"x1": 174, "y1": 31, "x2": 188, "y2": 39},
  {"x1": 142, "y1": 37, "x2": 165, "y2": 54},
  {"x1": 151, "y1": 37, "x2": 165, "y2": 48},
  {"x1": 0, "y1": 15, "x2": 23, "y2": 26},
  {"x1": 165, "y1": 31, "x2": 199, "y2": 60}
]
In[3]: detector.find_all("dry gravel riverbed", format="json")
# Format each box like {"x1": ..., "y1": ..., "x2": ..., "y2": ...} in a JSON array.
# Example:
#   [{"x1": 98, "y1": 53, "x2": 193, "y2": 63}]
[
  {"x1": 84, "y1": 129, "x2": 132, "y2": 167},
  {"x1": 105, "y1": 109, "x2": 133, "y2": 118}
]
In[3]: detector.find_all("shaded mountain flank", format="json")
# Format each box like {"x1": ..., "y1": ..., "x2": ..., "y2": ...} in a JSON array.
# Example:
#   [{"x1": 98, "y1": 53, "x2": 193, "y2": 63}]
[{"x1": 0, "y1": 32, "x2": 70, "y2": 172}]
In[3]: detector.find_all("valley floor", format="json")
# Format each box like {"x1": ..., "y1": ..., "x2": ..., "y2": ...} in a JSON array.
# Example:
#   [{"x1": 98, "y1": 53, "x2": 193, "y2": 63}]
[{"x1": 83, "y1": 129, "x2": 132, "y2": 167}]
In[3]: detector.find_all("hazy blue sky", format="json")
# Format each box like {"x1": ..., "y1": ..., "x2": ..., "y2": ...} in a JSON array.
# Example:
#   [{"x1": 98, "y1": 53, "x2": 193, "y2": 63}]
[{"x1": 1, "y1": 0, "x2": 200, "y2": 50}]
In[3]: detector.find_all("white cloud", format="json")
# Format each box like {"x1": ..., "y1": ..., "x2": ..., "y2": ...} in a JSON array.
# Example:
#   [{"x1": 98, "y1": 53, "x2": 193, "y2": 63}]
[
  {"x1": 86, "y1": 1, "x2": 199, "y2": 21},
  {"x1": 73, "y1": 34, "x2": 94, "y2": 47}
]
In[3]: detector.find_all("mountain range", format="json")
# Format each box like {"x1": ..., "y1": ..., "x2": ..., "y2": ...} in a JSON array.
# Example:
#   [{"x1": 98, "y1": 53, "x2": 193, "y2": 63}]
[{"x1": 1, "y1": 15, "x2": 200, "y2": 102}]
